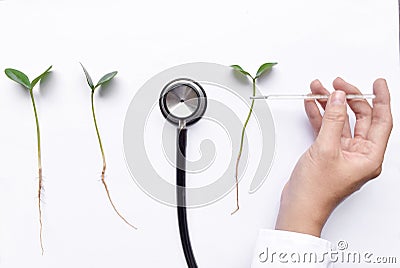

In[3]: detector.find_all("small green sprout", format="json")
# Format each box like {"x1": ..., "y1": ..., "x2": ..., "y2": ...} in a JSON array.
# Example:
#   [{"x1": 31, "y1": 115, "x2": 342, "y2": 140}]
[
  {"x1": 231, "y1": 62, "x2": 277, "y2": 214},
  {"x1": 4, "y1": 65, "x2": 52, "y2": 254},
  {"x1": 80, "y1": 63, "x2": 136, "y2": 229}
]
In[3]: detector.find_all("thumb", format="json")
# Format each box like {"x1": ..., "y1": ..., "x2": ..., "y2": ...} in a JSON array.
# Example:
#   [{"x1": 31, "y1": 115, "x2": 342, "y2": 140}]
[{"x1": 316, "y1": 90, "x2": 347, "y2": 150}]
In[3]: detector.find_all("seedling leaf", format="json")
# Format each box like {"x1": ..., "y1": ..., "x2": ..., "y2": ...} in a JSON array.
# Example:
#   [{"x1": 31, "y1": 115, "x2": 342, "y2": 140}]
[
  {"x1": 95, "y1": 71, "x2": 117, "y2": 89},
  {"x1": 255, "y1": 62, "x2": 277, "y2": 79},
  {"x1": 231, "y1": 65, "x2": 252, "y2": 78},
  {"x1": 31, "y1": 65, "x2": 52, "y2": 88},
  {"x1": 5, "y1": 68, "x2": 31, "y2": 89},
  {"x1": 80, "y1": 63, "x2": 94, "y2": 90}
]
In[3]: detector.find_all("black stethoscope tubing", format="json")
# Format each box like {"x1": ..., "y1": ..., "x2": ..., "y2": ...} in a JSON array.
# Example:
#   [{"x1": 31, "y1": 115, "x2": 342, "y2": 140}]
[{"x1": 177, "y1": 126, "x2": 198, "y2": 268}]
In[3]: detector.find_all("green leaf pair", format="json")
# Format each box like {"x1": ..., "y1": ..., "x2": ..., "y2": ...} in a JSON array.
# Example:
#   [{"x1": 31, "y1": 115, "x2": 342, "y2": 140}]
[
  {"x1": 5, "y1": 65, "x2": 52, "y2": 90},
  {"x1": 231, "y1": 62, "x2": 277, "y2": 80},
  {"x1": 80, "y1": 63, "x2": 117, "y2": 91}
]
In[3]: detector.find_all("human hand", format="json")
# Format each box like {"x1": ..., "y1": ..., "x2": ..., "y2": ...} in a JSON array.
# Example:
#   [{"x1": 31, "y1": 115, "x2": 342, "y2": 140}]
[{"x1": 275, "y1": 77, "x2": 393, "y2": 237}]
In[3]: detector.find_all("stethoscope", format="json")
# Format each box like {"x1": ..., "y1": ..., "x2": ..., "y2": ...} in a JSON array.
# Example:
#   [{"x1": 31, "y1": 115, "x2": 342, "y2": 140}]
[{"x1": 159, "y1": 78, "x2": 207, "y2": 268}]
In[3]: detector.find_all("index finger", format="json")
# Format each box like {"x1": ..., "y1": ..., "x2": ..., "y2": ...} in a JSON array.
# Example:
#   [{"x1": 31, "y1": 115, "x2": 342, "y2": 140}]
[
  {"x1": 367, "y1": 78, "x2": 393, "y2": 151},
  {"x1": 333, "y1": 77, "x2": 372, "y2": 139}
]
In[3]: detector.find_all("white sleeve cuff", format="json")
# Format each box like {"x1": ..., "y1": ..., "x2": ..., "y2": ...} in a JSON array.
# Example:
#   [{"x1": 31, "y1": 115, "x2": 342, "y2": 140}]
[{"x1": 251, "y1": 229, "x2": 334, "y2": 268}]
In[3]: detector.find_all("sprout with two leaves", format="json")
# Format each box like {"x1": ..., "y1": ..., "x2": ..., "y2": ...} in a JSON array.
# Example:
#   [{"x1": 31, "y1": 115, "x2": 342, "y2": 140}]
[
  {"x1": 4, "y1": 65, "x2": 52, "y2": 254},
  {"x1": 80, "y1": 63, "x2": 136, "y2": 229},
  {"x1": 230, "y1": 62, "x2": 277, "y2": 215}
]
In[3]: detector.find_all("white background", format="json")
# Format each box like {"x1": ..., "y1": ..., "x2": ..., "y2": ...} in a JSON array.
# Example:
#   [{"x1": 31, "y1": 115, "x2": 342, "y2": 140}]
[{"x1": 0, "y1": 0, "x2": 399, "y2": 267}]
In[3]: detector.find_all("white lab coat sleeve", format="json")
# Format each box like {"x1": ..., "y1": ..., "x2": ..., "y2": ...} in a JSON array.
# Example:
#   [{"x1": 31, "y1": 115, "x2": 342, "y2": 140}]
[{"x1": 251, "y1": 229, "x2": 334, "y2": 268}]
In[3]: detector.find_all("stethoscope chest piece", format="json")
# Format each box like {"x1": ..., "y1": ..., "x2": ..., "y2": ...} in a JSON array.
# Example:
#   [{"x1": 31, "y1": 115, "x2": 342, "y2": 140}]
[{"x1": 159, "y1": 78, "x2": 207, "y2": 127}]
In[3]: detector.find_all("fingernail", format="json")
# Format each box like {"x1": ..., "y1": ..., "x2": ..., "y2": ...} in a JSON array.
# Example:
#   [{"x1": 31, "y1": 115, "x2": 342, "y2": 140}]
[{"x1": 330, "y1": 90, "x2": 346, "y2": 105}]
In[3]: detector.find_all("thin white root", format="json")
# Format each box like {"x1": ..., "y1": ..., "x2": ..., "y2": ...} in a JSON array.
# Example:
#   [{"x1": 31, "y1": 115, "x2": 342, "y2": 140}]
[
  {"x1": 38, "y1": 167, "x2": 44, "y2": 255},
  {"x1": 231, "y1": 155, "x2": 240, "y2": 215},
  {"x1": 101, "y1": 164, "x2": 137, "y2": 229}
]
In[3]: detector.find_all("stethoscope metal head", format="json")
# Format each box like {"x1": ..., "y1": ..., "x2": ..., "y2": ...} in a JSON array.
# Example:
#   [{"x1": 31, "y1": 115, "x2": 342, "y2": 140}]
[{"x1": 159, "y1": 78, "x2": 207, "y2": 127}]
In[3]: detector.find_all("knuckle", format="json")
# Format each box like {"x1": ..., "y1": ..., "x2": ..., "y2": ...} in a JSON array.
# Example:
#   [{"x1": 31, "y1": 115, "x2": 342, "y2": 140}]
[
  {"x1": 324, "y1": 110, "x2": 347, "y2": 122},
  {"x1": 389, "y1": 118, "x2": 394, "y2": 131},
  {"x1": 373, "y1": 113, "x2": 393, "y2": 127}
]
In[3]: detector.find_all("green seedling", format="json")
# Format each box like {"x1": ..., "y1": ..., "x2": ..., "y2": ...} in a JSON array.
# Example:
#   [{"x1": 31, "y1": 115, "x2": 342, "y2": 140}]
[
  {"x1": 80, "y1": 63, "x2": 136, "y2": 229},
  {"x1": 231, "y1": 62, "x2": 277, "y2": 215},
  {"x1": 4, "y1": 65, "x2": 52, "y2": 254}
]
